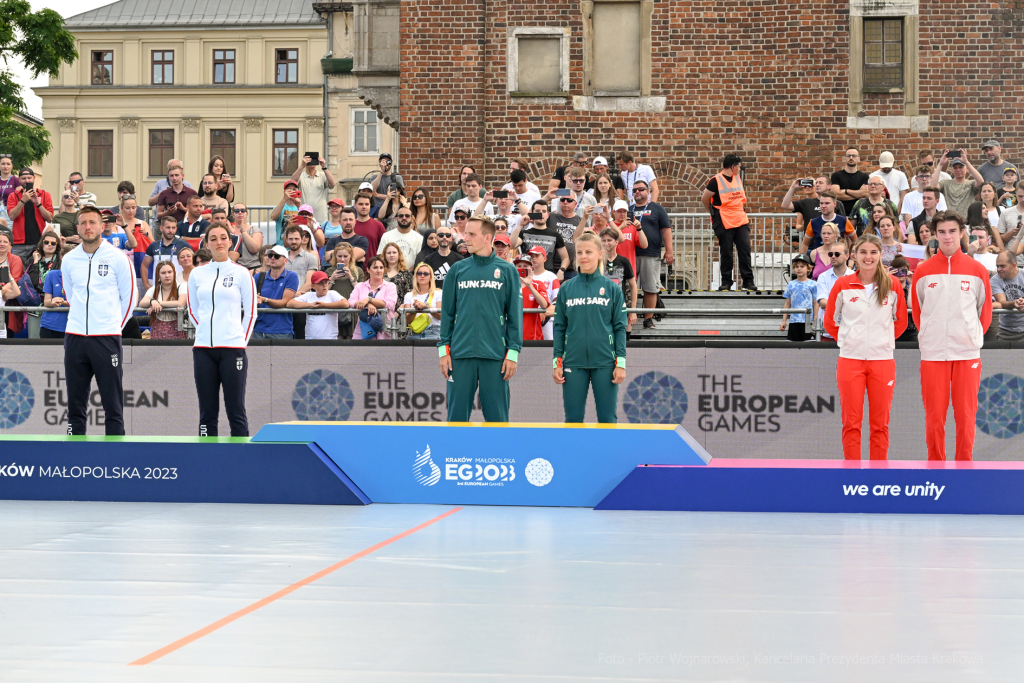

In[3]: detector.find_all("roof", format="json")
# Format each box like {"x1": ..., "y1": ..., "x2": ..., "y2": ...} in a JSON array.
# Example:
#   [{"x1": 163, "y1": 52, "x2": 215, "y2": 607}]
[{"x1": 65, "y1": 0, "x2": 325, "y2": 29}]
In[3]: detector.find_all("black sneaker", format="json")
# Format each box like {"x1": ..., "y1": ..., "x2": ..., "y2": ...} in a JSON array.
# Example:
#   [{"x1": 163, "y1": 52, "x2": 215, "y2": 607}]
[
  {"x1": 717, "y1": 284, "x2": 733, "y2": 292},
  {"x1": 742, "y1": 282, "x2": 759, "y2": 292},
  {"x1": 643, "y1": 318, "x2": 656, "y2": 329}
]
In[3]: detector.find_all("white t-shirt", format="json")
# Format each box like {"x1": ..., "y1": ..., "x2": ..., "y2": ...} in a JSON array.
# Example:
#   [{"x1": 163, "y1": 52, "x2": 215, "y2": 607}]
[
  {"x1": 620, "y1": 164, "x2": 657, "y2": 196},
  {"x1": 502, "y1": 181, "x2": 540, "y2": 196},
  {"x1": 900, "y1": 190, "x2": 947, "y2": 218},
  {"x1": 143, "y1": 282, "x2": 187, "y2": 321},
  {"x1": 870, "y1": 169, "x2": 910, "y2": 205},
  {"x1": 508, "y1": 189, "x2": 542, "y2": 212},
  {"x1": 295, "y1": 290, "x2": 344, "y2": 339},
  {"x1": 403, "y1": 289, "x2": 443, "y2": 333},
  {"x1": 534, "y1": 270, "x2": 560, "y2": 340},
  {"x1": 495, "y1": 213, "x2": 523, "y2": 236},
  {"x1": 377, "y1": 228, "x2": 424, "y2": 268},
  {"x1": 448, "y1": 197, "x2": 494, "y2": 225}
]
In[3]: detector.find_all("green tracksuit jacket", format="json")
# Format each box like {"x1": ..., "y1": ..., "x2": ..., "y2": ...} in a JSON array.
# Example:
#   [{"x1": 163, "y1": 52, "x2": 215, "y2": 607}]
[
  {"x1": 438, "y1": 251, "x2": 524, "y2": 361},
  {"x1": 552, "y1": 270, "x2": 628, "y2": 369}
]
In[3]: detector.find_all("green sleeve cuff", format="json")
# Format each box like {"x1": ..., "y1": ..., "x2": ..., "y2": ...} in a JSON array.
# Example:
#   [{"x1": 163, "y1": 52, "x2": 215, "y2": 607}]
[
  {"x1": 438, "y1": 345, "x2": 449, "y2": 358},
  {"x1": 505, "y1": 349, "x2": 519, "y2": 363},
  {"x1": 616, "y1": 357, "x2": 626, "y2": 369}
]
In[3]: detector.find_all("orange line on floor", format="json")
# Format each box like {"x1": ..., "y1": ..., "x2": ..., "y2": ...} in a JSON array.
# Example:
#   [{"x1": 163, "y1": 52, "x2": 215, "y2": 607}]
[{"x1": 129, "y1": 506, "x2": 463, "y2": 666}]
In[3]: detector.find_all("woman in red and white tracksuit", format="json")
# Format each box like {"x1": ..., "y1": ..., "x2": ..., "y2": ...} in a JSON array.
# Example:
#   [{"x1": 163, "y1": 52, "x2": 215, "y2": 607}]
[
  {"x1": 825, "y1": 234, "x2": 908, "y2": 460},
  {"x1": 911, "y1": 211, "x2": 992, "y2": 461}
]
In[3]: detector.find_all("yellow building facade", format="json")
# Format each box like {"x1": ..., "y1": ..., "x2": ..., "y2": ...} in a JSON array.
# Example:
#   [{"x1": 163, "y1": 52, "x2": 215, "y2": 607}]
[{"x1": 35, "y1": 0, "x2": 394, "y2": 209}]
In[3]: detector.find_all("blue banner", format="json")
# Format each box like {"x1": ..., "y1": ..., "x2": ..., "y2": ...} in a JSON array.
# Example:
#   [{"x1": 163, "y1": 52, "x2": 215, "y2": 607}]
[
  {"x1": 596, "y1": 464, "x2": 1024, "y2": 515},
  {"x1": 252, "y1": 422, "x2": 711, "y2": 507},
  {"x1": 0, "y1": 439, "x2": 369, "y2": 505}
]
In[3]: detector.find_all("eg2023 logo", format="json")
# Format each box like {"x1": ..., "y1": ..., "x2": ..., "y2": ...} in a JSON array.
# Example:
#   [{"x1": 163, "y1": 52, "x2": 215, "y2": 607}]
[{"x1": 413, "y1": 445, "x2": 553, "y2": 488}]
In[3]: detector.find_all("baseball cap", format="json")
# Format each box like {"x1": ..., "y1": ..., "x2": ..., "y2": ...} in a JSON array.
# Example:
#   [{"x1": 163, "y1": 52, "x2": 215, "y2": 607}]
[
  {"x1": 379, "y1": 152, "x2": 393, "y2": 161},
  {"x1": 283, "y1": 179, "x2": 299, "y2": 188},
  {"x1": 298, "y1": 204, "x2": 314, "y2": 215},
  {"x1": 100, "y1": 209, "x2": 115, "y2": 216},
  {"x1": 310, "y1": 271, "x2": 329, "y2": 284},
  {"x1": 513, "y1": 254, "x2": 532, "y2": 264},
  {"x1": 593, "y1": 156, "x2": 608, "y2": 167},
  {"x1": 453, "y1": 209, "x2": 469, "y2": 218},
  {"x1": 493, "y1": 233, "x2": 510, "y2": 246},
  {"x1": 327, "y1": 198, "x2": 345, "y2": 207},
  {"x1": 983, "y1": 139, "x2": 1001, "y2": 149},
  {"x1": 950, "y1": 158, "x2": 967, "y2": 166},
  {"x1": 358, "y1": 181, "x2": 373, "y2": 191},
  {"x1": 527, "y1": 245, "x2": 547, "y2": 259},
  {"x1": 791, "y1": 253, "x2": 813, "y2": 266},
  {"x1": 268, "y1": 245, "x2": 289, "y2": 257},
  {"x1": 201, "y1": 208, "x2": 212, "y2": 215},
  {"x1": 612, "y1": 199, "x2": 629, "y2": 212},
  {"x1": 1003, "y1": 166, "x2": 1018, "y2": 175},
  {"x1": 879, "y1": 151, "x2": 895, "y2": 167}
]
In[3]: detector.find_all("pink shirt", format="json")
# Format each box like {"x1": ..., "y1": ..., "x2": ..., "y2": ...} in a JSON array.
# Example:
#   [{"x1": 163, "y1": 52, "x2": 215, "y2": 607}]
[{"x1": 350, "y1": 279, "x2": 398, "y2": 339}]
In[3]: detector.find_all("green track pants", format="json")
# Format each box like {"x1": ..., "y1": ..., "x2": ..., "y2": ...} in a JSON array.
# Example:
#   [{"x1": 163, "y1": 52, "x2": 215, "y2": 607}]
[
  {"x1": 562, "y1": 367, "x2": 618, "y2": 423},
  {"x1": 446, "y1": 358, "x2": 510, "y2": 422}
]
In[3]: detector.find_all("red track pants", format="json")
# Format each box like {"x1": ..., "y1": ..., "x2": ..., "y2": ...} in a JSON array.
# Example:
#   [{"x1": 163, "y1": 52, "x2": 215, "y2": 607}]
[
  {"x1": 837, "y1": 358, "x2": 896, "y2": 460},
  {"x1": 920, "y1": 359, "x2": 982, "y2": 461}
]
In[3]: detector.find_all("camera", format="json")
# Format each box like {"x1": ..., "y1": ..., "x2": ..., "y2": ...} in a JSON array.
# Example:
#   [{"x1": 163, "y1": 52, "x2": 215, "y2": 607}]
[
  {"x1": 799, "y1": 179, "x2": 814, "y2": 188},
  {"x1": 517, "y1": 266, "x2": 530, "y2": 278}
]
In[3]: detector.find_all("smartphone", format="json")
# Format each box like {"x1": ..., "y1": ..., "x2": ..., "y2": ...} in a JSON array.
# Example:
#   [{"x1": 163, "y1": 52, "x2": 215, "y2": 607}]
[
  {"x1": 947, "y1": 150, "x2": 962, "y2": 159},
  {"x1": 517, "y1": 266, "x2": 530, "y2": 278},
  {"x1": 799, "y1": 179, "x2": 814, "y2": 188},
  {"x1": 103, "y1": 215, "x2": 118, "y2": 224},
  {"x1": 221, "y1": 173, "x2": 229, "y2": 180},
  {"x1": 627, "y1": 210, "x2": 635, "y2": 221},
  {"x1": 894, "y1": 268, "x2": 908, "y2": 278},
  {"x1": 928, "y1": 239, "x2": 939, "y2": 250},
  {"x1": 969, "y1": 234, "x2": 978, "y2": 243},
  {"x1": 528, "y1": 212, "x2": 543, "y2": 221},
  {"x1": 555, "y1": 189, "x2": 572, "y2": 197},
  {"x1": 306, "y1": 152, "x2": 320, "y2": 166},
  {"x1": 593, "y1": 206, "x2": 605, "y2": 214},
  {"x1": 23, "y1": 182, "x2": 33, "y2": 191},
  {"x1": 294, "y1": 215, "x2": 308, "y2": 226},
  {"x1": 492, "y1": 190, "x2": 509, "y2": 199}
]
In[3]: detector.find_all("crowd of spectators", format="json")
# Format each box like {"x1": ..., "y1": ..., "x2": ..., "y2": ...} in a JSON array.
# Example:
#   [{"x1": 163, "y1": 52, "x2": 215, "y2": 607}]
[{"x1": 2, "y1": 141, "x2": 1023, "y2": 343}]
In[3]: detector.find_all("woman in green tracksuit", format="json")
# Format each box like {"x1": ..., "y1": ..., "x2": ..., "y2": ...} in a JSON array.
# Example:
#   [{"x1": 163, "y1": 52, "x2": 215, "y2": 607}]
[{"x1": 552, "y1": 231, "x2": 628, "y2": 423}]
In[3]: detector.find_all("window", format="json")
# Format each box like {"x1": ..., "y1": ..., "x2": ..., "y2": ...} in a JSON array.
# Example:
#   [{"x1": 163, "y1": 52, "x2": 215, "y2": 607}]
[
  {"x1": 210, "y1": 129, "x2": 236, "y2": 175},
  {"x1": 352, "y1": 110, "x2": 379, "y2": 153},
  {"x1": 275, "y1": 49, "x2": 298, "y2": 84},
  {"x1": 88, "y1": 130, "x2": 113, "y2": 177},
  {"x1": 152, "y1": 50, "x2": 174, "y2": 85},
  {"x1": 149, "y1": 129, "x2": 174, "y2": 176},
  {"x1": 592, "y1": 3, "x2": 641, "y2": 95},
  {"x1": 507, "y1": 27, "x2": 569, "y2": 96},
  {"x1": 213, "y1": 49, "x2": 235, "y2": 84},
  {"x1": 863, "y1": 19, "x2": 903, "y2": 90},
  {"x1": 272, "y1": 129, "x2": 298, "y2": 176},
  {"x1": 91, "y1": 51, "x2": 113, "y2": 85}
]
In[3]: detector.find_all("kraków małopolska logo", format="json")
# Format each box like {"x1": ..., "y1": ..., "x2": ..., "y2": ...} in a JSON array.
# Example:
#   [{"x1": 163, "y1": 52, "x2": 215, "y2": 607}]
[{"x1": 413, "y1": 444, "x2": 441, "y2": 486}]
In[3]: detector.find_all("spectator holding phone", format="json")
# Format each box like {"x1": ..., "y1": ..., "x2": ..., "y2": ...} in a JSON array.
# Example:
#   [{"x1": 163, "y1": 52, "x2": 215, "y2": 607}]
[
  {"x1": 493, "y1": 190, "x2": 523, "y2": 234},
  {"x1": 369, "y1": 153, "x2": 401, "y2": 210},
  {"x1": 290, "y1": 152, "x2": 336, "y2": 225},
  {"x1": 101, "y1": 210, "x2": 135, "y2": 251},
  {"x1": 609, "y1": 199, "x2": 647, "y2": 276},
  {"x1": 929, "y1": 150, "x2": 984, "y2": 220},
  {"x1": 7, "y1": 167, "x2": 53, "y2": 264},
  {"x1": 515, "y1": 253, "x2": 549, "y2": 340},
  {"x1": 552, "y1": 232, "x2": 627, "y2": 423},
  {"x1": 402, "y1": 262, "x2": 443, "y2": 340},
  {"x1": 208, "y1": 155, "x2": 234, "y2": 203},
  {"x1": 325, "y1": 242, "x2": 363, "y2": 338},
  {"x1": 889, "y1": 255, "x2": 917, "y2": 342},
  {"x1": 199, "y1": 174, "x2": 229, "y2": 213},
  {"x1": 510, "y1": 200, "x2": 570, "y2": 279},
  {"x1": 782, "y1": 176, "x2": 848, "y2": 227},
  {"x1": 271, "y1": 179, "x2": 302, "y2": 245}
]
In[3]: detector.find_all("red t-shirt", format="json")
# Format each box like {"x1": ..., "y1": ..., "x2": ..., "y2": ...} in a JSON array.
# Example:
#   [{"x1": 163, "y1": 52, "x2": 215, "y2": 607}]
[
  {"x1": 614, "y1": 222, "x2": 640, "y2": 274},
  {"x1": 522, "y1": 279, "x2": 549, "y2": 341},
  {"x1": 355, "y1": 218, "x2": 386, "y2": 257}
]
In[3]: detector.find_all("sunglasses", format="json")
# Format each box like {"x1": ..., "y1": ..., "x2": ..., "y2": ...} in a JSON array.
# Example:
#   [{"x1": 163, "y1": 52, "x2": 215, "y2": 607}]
[
  {"x1": 413, "y1": 194, "x2": 425, "y2": 200},
  {"x1": 43, "y1": 240, "x2": 59, "y2": 246},
  {"x1": 633, "y1": 188, "x2": 647, "y2": 193},
  {"x1": 416, "y1": 271, "x2": 431, "y2": 277},
  {"x1": 0, "y1": 154, "x2": 12, "y2": 159},
  {"x1": 234, "y1": 208, "x2": 248, "y2": 213},
  {"x1": 267, "y1": 253, "x2": 284, "y2": 259},
  {"x1": 69, "y1": 179, "x2": 82, "y2": 184},
  {"x1": 922, "y1": 161, "x2": 934, "y2": 166},
  {"x1": 437, "y1": 233, "x2": 452, "y2": 238},
  {"x1": 397, "y1": 214, "x2": 413, "y2": 219},
  {"x1": 827, "y1": 251, "x2": 844, "y2": 257},
  {"x1": 569, "y1": 178, "x2": 586, "y2": 183}
]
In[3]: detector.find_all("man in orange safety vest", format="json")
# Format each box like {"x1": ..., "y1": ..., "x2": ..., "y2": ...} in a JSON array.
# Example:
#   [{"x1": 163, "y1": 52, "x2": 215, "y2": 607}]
[{"x1": 702, "y1": 154, "x2": 756, "y2": 291}]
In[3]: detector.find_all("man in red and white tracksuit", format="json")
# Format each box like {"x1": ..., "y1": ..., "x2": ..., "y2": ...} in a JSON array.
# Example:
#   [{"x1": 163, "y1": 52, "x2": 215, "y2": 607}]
[{"x1": 911, "y1": 211, "x2": 992, "y2": 461}]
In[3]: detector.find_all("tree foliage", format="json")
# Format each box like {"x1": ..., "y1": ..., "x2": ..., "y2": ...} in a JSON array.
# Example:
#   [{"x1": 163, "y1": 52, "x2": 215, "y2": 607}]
[{"x1": 0, "y1": 0, "x2": 78, "y2": 166}]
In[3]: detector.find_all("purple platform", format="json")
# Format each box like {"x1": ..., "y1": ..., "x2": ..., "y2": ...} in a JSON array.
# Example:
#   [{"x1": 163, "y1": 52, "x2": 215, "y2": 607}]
[{"x1": 595, "y1": 459, "x2": 1024, "y2": 515}]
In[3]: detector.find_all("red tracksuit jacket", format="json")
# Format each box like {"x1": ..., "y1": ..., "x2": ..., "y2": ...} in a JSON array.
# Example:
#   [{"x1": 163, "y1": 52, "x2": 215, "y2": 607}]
[
  {"x1": 911, "y1": 249, "x2": 992, "y2": 361},
  {"x1": 824, "y1": 273, "x2": 908, "y2": 359}
]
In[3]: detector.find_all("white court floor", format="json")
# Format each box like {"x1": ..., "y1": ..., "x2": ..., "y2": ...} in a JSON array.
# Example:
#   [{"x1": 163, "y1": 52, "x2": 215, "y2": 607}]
[{"x1": 0, "y1": 501, "x2": 1021, "y2": 682}]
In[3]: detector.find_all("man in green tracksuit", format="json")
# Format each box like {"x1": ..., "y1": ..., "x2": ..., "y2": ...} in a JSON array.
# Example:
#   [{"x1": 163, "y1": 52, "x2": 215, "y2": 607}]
[
  {"x1": 439, "y1": 215, "x2": 524, "y2": 422},
  {"x1": 552, "y1": 233, "x2": 628, "y2": 423}
]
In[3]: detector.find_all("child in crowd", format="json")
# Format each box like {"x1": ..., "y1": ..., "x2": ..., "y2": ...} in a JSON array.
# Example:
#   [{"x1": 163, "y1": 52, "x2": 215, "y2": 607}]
[
  {"x1": 101, "y1": 211, "x2": 134, "y2": 251},
  {"x1": 781, "y1": 253, "x2": 818, "y2": 341}
]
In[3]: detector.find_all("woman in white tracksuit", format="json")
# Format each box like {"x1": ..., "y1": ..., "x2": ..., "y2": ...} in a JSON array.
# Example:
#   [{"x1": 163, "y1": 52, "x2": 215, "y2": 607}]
[{"x1": 187, "y1": 224, "x2": 256, "y2": 436}]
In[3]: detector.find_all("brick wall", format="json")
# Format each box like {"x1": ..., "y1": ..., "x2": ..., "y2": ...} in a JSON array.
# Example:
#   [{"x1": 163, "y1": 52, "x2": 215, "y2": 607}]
[{"x1": 399, "y1": 0, "x2": 1024, "y2": 213}]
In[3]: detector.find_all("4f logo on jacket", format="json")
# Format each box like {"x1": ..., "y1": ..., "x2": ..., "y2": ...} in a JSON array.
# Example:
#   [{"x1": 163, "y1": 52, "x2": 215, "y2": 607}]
[
  {"x1": 928, "y1": 282, "x2": 938, "y2": 288},
  {"x1": 960, "y1": 281, "x2": 970, "y2": 292},
  {"x1": 850, "y1": 297, "x2": 859, "y2": 303}
]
